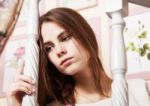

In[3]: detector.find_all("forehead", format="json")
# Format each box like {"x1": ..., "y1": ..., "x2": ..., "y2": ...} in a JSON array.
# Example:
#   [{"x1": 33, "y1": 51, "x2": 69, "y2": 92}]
[{"x1": 41, "y1": 22, "x2": 65, "y2": 42}]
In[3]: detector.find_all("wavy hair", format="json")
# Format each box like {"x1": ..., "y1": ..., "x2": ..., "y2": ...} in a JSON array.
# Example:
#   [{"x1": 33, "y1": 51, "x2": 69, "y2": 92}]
[{"x1": 38, "y1": 7, "x2": 112, "y2": 106}]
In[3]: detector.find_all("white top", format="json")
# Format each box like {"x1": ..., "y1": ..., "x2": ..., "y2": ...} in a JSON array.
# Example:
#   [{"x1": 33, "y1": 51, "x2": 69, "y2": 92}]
[
  {"x1": 75, "y1": 98, "x2": 112, "y2": 106},
  {"x1": 47, "y1": 79, "x2": 150, "y2": 106},
  {"x1": 74, "y1": 79, "x2": 150, "y2": 106}
]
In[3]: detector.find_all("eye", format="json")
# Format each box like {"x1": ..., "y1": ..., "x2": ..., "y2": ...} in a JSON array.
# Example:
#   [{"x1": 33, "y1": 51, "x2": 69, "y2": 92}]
[
  {"x1": 44, "y1": 45, "x2": 54, "y2": 53},
  {"x1": 61, "y1": 34, "x2": 71, "y2": 41}
]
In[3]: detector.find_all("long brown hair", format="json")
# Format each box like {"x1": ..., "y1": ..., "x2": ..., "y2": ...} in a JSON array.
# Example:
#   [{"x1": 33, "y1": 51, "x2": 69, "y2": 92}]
[{"x1": 38, "y1": 7, "x2": 112, "y2": 106}]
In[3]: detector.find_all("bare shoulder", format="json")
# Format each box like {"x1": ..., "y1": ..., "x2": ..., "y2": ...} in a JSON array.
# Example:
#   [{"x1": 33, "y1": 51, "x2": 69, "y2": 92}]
[{"x1": 46, "y1": 101, "x2": 65, "y2": 106}]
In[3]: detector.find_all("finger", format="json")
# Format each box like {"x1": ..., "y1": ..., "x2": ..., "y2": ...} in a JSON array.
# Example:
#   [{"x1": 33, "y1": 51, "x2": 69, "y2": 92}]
[
  {"x1": 9, "y1": 85, "x2": 32, "y2": 96},
  {"x1": 16, "y1": 59, "x2": 25, "y2": 75},
  {"x1": 14, "y1": 74, "x2": 35, "y2": 85},
  {"x1": 9, "y1": 82, "x2": 35, "y2": 96},
  {"x1": 17, "y1": 80, "x2": 35, "y2": 93}
]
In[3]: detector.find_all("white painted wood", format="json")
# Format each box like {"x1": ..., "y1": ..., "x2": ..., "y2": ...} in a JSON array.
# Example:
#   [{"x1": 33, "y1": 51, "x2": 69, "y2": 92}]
[
  {"x1": 20, "y1": 0, "x2": 150, "y2": 106},
  {"x1": 104, "y1": 0, "x2": 128, "y2": 18},
  {"x1": 110, "y1": 12, "x2": 128, "y2": 106},
  {"x1": 104, "y1": 0, "x2": 129, "y2": 106},
  {"x1": 22, "y1": 0, "x2": 39, "y2": 106}
]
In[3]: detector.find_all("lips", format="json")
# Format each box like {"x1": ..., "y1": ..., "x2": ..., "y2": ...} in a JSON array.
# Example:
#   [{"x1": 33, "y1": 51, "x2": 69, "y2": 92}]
[{"x1": 60, "y1": 57, "x2": 72, "y2": 66}]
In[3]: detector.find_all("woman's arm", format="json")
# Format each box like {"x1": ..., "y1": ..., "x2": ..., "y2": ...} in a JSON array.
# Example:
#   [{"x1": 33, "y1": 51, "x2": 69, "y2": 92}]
[{"x1": 6, "y1": 59, "x2": 35, "y2": 106}]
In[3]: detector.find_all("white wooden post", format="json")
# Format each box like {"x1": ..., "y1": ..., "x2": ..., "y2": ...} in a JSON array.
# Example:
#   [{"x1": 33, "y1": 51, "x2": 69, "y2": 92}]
[
  {"x1": 22, "y1": 0, "x2": 39, "y2": 106},
  {"x1": 104, "y1": 0, "x2": 129, "y2": 106}
]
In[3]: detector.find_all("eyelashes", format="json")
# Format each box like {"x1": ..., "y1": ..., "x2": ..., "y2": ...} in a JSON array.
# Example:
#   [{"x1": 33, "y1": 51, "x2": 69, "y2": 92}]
[
  {"x1": 44, "y1": 45, "x2": 53, "y2": 53},
  {"x1": 61, "y1": 35, "x2": 71, "y2": 41},
  {"x1": 43, "y1": 33, "x2": 72, "y2": 53}
]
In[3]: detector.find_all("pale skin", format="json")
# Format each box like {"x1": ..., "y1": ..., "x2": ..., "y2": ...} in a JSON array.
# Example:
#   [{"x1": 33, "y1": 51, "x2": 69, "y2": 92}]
[
  {"x1": 42, "y1": 22, "x2": 102, "y2": 104},
  {"x1": 7, "y1": 59, "x2": 35, "y2": 106},
  {"x1": 7, "y1": 21, "x2": 103, "y2": 105}
]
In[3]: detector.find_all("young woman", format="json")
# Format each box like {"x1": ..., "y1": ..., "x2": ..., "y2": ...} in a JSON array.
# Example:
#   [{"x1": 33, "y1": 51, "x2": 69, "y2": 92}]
[
  {"x1": 38, "y1": 7, "x2": 112, "y2": 106},
  {"x1": 7, "y1": 7, "x2": 150, "y2": 106}
]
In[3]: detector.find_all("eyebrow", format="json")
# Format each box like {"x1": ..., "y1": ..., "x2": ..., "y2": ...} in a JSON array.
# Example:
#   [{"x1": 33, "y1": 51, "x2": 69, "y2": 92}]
[{"x1": 43, "y1": 31, "x2": 66, "y2": 46}]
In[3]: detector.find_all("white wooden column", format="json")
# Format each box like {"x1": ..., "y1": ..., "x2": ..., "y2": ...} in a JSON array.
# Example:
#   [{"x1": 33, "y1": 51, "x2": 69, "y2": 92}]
[
  {"x1": 104, "y1": 0, "x2": 129, "y2": 106},
  {"x1": 22, "y1": 0, "x2": 39, "y2": 106}
]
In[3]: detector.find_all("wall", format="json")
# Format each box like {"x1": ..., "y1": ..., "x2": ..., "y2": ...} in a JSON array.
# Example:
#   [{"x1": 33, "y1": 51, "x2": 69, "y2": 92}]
[
  {"x1": 1, "y1": 0, "x2": 150, "y2": 105},
  {"x1": 0, "y1": 1, "x2": 111, "y2": 105}
]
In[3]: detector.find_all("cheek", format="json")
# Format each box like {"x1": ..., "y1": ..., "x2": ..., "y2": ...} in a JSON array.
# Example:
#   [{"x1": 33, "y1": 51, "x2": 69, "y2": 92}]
[
  {"x1": 71, "y1": 42, "x2": 88, "y2": 58},
  {"x1": 47, "y1": 54, "x2": 58, "y2": 66},
  {"x1": 66, "y1": 41, "x2": 79, "y2": 53}
]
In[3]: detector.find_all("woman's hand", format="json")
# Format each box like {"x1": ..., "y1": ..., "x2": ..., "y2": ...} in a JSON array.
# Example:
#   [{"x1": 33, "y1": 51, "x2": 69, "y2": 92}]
[{"x1": 7, "y1": 59, "x2": 35, "y2": 106}]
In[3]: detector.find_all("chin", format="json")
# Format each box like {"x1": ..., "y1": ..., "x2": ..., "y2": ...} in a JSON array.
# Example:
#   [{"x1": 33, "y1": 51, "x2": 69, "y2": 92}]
[
  {"x1": 59, "y1": 61, "x2": 83, "y2": 75},
  {"x1": 61, "y1": 65, "x2": 80, "y2": 75},
  {"x1": 62, "y1": 69, "x2": 78, "y2": 75}
]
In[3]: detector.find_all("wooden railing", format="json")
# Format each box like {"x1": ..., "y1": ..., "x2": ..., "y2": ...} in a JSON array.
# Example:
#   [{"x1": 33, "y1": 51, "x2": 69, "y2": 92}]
[
  {"x1": 104, "y1": 0, "x2": 128, "y2": 106},
  {"x1": 104, "y1": 0, "x2": 150, "y2": 106},
  {"x1": 22, "y1": 0, "x2": 39, "y2": 106}
]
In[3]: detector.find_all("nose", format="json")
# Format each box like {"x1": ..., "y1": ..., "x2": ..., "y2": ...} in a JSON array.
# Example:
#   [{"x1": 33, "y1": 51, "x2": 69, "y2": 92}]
[{"x1": 55, "y1": 44, "x2": 67, "y2": 57}]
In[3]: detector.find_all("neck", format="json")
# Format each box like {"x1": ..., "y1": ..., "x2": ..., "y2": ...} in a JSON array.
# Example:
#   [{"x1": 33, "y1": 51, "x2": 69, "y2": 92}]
[
  {"x1": 72, "y1": 66, "x2": 102, "y2": 103},
  {"x1": 73, "y1": 66, "x2": 96, "y2": 92}
]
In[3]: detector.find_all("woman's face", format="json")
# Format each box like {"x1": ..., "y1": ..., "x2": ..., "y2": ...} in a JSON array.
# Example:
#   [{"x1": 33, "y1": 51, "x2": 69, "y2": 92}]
[{"x1": 41, "y1": 22, "x2": 89, "y2": 75}]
